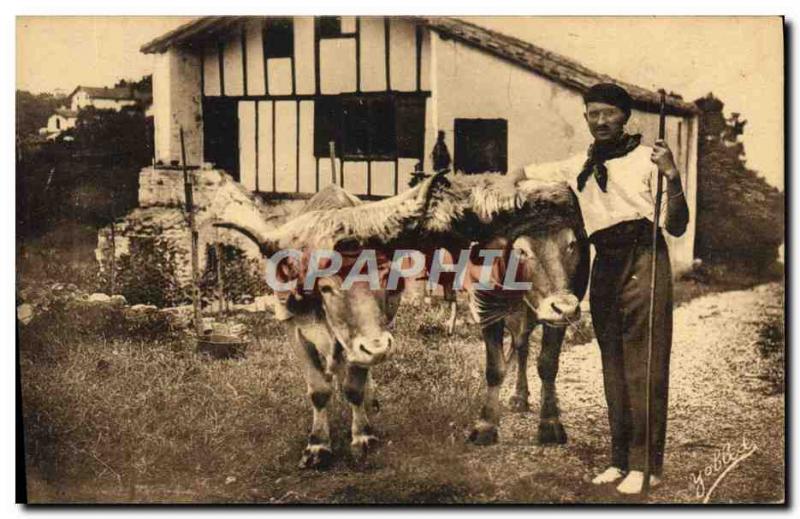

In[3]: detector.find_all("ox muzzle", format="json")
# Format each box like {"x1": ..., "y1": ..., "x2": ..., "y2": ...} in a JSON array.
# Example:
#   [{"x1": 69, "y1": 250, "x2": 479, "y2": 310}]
[
  {"x1": 535, "y1": 293, "x2": 581, "y2": 326},
  {"x1": 347, "y1": 331, "x2": 395, "y2": 367}
]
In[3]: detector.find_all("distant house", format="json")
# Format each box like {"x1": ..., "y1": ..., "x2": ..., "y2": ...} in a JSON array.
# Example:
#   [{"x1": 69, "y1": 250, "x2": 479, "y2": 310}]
[
  {"x1": 138, "y1": 16, "x2": 701, "y2": 271},
  {"x1": 42, "y1": 107, "x2": 78, "y2": 140},
  {"x1": 68, "y1": 85, "x2": 139, "y2": 112},
  {"x1": 39, "y1": 84, "x2": 153, "y2": 139}
]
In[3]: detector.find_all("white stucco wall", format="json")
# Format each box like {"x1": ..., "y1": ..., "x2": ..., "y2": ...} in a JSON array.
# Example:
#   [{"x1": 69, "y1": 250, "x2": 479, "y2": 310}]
[
  {"x1": 46, "y1": 113, "x2": 76, "y2": 133},
  {"x1": 152, "y1": 47, "x2": 203, "y2": 165},
  {"x1": 428, "y1": 31, "x2": 698, "y2": 271},
  {"x1": 70, "y1": 90, "x2": 136, "y2": 112}
]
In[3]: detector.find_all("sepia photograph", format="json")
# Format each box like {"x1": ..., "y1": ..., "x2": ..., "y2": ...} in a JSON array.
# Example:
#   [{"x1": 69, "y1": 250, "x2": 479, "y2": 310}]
[{"x1": 15, "y1": 13, "x2": 785, "y2": 504}]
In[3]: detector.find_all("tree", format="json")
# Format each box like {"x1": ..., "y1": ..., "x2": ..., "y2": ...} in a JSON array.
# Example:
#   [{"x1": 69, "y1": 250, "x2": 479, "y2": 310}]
[
  {"x1": 17, "y1": 105, "x2": 153, "y2": 238},
  {"x1": 693, "y1": 94, "x2": 784, "y2": 270},
  {"x1": 16, "y1": 90, "x2": 65, "y2": 138}
]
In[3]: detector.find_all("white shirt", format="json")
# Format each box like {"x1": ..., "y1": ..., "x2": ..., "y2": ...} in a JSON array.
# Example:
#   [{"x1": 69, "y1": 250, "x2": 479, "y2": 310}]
[{"x1": 523, "y1": 145, "x2": 667, "y2": 237}]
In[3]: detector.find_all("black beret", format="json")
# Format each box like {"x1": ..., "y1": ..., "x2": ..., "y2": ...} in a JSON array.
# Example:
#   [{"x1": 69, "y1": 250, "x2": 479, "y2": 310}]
[{"x1": 583, "y1": 83, "x2": 632, "y2": 117}]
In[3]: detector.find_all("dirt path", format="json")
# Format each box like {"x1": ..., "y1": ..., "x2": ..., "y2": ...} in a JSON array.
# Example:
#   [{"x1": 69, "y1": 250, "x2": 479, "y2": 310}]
[{"x1": 451, "y1": 281, "x2": 785, "y2": 503}]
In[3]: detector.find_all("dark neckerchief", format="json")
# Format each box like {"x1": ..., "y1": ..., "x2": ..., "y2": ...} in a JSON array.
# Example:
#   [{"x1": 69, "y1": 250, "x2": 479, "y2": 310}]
[{"x1": 577, "y1": 133, "x2": 642, "y2": 192}]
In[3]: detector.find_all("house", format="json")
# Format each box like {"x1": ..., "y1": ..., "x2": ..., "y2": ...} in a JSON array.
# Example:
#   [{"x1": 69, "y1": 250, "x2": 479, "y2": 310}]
[
  {"x1": 41, "y1": 107, "x2": 78, "y2": 140},
  {"x1": 68, "y1": 85, "x2": 140, "y2": 112},
  {"x1": 129, "y1": 16, "x2": 700, "y2": 274},
  {"x1": 40, "y1": 84, "x2": 153, "y2": 139}
]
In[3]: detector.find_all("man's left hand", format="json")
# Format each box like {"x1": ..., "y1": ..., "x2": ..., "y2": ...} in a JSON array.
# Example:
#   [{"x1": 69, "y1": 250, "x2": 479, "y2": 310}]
[{"x1": 651, "y1": 139, "x2": 679, "y2": 179}]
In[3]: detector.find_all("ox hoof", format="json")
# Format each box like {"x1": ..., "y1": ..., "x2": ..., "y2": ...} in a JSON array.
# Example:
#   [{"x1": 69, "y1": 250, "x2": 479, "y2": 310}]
[
  {"x1": 350, "y1": 434, "x2": 380, "y2": 460},
  {"x1": 537, "y1": 419, "x2": 567, "y2": 445},
  {"x1": 508, "y1": 395, "x2": 530, "y2": 413},
  {"x1": 298, "y1": 445, "x2": 333, "y2": 470},
  {"x1": 468, "y1": 422, "x2": 499, "y2": 445}
]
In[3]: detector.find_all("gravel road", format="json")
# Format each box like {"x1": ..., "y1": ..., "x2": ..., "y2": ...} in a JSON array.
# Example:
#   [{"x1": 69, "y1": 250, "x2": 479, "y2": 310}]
[{"x1": 459, "y1": 281, "x2": 785, "y2": 503}]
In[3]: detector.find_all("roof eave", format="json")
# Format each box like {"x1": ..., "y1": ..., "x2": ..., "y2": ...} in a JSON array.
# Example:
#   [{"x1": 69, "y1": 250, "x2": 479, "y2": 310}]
[
  {"x1": 140, "y1": 15, "x2": 699, "y2": 117},
  {"x1": 140, "y1": 16, "x2": 246, "y2": 54},
  {"x1": 418, "y1": 17, "x2": 698, "y2": 117}
]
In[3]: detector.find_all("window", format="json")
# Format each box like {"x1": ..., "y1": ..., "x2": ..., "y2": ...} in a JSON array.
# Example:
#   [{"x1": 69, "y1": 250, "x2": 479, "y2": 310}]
[
  {"x1": 396, "y1": 97, "x2": 426, "y2": 159},
  {"x1": 314, "y1": 95, "x2": 425, "y2": 161},
  {"x1": 263, "y1": 18, "x2": 294, "y2": 59},
  {"x1": 314, "y1": 96, "x2": 396, "y2": 160},
  {"x1": 318, "y1": 16, "x2": 356, "y2": 38},
  {"x1": 454, "y1": 118, "x2": 508, "y2": 174},
  {"x1": 318, "y1": 17, "x2": 342, "y2": 38}
]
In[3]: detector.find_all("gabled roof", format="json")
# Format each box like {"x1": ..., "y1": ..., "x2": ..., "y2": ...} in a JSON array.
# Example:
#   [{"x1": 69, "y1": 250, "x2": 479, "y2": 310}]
[
  {"x1": 140, "y1": 16, "x2": 698, "y2": 116},
  {"x1": 54, "y1": 107, "x2": 78, "y2": 118},
  {"x1": 69, "y1": 86, "x2": 136, "y2": 101},
  {"x1": 140, "y1": 16, "x2": 248, "y2": 54},
  {"x1": 416, "y1": 17, "x2": 697, "y2": 116}
]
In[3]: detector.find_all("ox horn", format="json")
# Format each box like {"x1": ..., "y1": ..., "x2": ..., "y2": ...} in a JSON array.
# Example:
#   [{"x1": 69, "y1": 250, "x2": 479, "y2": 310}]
[
  {"x1": 212, "y1": 202, "x2": 284, "y2": 258},
  {"x1": 214, "y1": 170, "x2": 447, "y2": 254},
  {"x1": 212, "y1": 221, "x2": 278, "y2": 258}
]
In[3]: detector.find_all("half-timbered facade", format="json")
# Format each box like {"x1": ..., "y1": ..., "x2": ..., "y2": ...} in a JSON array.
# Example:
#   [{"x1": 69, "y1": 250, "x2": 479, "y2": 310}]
[{"x1": 140, "y1": 16, "x2": 701, "y2": 270}]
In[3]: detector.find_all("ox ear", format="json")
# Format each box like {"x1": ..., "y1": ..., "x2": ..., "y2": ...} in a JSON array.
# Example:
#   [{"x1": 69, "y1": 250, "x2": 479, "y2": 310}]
[{"x1": 212, "y1": 222, "x2": 280, "y2": 258}]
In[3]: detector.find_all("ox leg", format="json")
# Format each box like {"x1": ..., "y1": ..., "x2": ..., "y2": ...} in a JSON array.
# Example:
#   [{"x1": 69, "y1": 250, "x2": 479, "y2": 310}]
[
  {"x1": 365, "y1": 371, "x2": 380, "y2": 414},
  {"x1": 343, "y1": 364, "x2": 379, "y2": 460},
  {"x1": 509, "y1": 328, "x2": 533, "y2": 412},
  {"x1": 469, "y1": 321, "x2": 506, "y2": 445},
  {"x1": 537, "y1": 325, "x2": 568, "y2": 445},
  {"x1": 292, "y1": 333, "x2": 334, "y2": 469}
]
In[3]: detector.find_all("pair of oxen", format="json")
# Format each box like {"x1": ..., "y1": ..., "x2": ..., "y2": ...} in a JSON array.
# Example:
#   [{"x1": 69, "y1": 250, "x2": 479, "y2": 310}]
[{"x1": 218, "y1": 170, "x2": 590, "y2": 469}]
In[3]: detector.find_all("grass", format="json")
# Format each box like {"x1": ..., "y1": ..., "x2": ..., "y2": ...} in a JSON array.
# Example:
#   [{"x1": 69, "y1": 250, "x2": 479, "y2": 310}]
[
  {"x1": 17, "y1": 227, "x2": 785, "y2": 503},
  {"x1": 19, "y1": 293, "x2": 494, "y2": 503}
]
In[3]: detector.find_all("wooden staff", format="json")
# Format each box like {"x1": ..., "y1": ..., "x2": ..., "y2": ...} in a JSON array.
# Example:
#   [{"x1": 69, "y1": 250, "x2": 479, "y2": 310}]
[
  {"x1": 643, "y1": 89, "x2": 667, "y2": 496},
  {"x1": 215, "y1": 241, "x2": 225, "y2": 316},
  {"x1": 329, "y1": 141, "x2": 338, "y2": 186},
  {"x1": 180, "y1": 127, "x2": 202, "y2": 337},
  {"x1": 109, "y1": 192, "x2": 116, "y2": 296}
]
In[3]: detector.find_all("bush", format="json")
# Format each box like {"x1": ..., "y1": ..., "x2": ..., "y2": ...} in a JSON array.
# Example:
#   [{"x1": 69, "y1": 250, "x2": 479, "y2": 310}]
[
  {"x1": 113, "y1": 237, "x2": 185, "y2": 307},
  {"x1": 17, "y1": 104, "x2": 152, "y2": 239},
  {"x1": 198, "y1": 243, "x2": 268, "y2": 305},
  {"x1": 693, "y1": 95, "x2": 784, "y2": 271}
]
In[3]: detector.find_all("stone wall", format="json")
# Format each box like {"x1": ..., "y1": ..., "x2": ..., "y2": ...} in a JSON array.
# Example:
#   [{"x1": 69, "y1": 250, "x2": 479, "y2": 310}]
[{"x1": 97, "y1": 166, "x2": 303, "y2": 289}]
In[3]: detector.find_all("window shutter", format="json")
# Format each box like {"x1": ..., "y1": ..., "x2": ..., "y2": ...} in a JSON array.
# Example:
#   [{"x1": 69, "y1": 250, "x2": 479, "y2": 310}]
[
  {"x1": 453, "y1": 118, "x2": 508, "y2": 174},
  {"x1": 396, "y1": 96, "x2": 425, "y2": 159}
]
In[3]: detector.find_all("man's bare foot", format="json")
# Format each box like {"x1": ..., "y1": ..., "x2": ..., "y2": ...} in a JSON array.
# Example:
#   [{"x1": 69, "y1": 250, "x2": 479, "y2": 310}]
[
  {"x1": 616, "y1": 470, "x2": 662, "y2": 494},
  {"x1": 591, "y1": 466, "x2": 625, "y2": 485}
]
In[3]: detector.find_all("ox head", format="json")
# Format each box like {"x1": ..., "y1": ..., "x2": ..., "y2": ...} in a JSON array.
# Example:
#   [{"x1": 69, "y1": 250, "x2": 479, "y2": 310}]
[
  {"x1": 421, "y1": 174, "x2": 590, "y2": 328},
  {"x1": 489, "y1": 180, "x2": 589, "y2": 327},
  {"x1": 215, "y1": 174, "x2": 444, "y2": 366}
]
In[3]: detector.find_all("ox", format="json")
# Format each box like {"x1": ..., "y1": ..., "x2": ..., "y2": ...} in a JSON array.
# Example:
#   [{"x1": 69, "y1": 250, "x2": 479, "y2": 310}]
[
  {"x1": 417, "y1": 172, "x2": 590, "y2": 445},
  {"x1": 216, "y1": 174, "x2": 443, "y2": 468}
]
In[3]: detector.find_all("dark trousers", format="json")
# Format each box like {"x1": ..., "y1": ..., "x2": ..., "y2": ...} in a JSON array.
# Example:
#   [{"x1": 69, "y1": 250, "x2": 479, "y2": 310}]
[{"x1": 589, "y1": 219, "x2": 672, "y2": 475}]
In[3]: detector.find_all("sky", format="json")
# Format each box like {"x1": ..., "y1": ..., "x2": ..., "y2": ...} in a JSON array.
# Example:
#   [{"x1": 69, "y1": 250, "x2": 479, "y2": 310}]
[{"x1": 16, "y1": 16, "x2": 784, "y2": 189}]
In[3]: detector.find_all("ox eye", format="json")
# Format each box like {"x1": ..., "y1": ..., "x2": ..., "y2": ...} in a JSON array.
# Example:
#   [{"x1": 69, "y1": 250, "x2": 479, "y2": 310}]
[
  {"x1": 514, "y1": 248, "x2": 530, "y2": 259},
  {"x1": 566, "y1": 240, "x2": 578, "y2": 253},
  {"x1": 319, "y1": 285, "x2": 334, "y2": 295}
]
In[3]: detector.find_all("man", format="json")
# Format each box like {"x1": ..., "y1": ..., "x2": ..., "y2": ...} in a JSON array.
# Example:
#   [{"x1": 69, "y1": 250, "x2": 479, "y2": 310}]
[{"x1": 523, "y1": 83, "x2": 689, "y2": 494}]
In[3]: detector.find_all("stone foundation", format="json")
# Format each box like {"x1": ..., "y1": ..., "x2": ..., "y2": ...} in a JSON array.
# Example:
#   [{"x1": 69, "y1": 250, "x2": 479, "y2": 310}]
[{"x1": 96, "y1": 166, "x2": 304, "y2": 289}]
